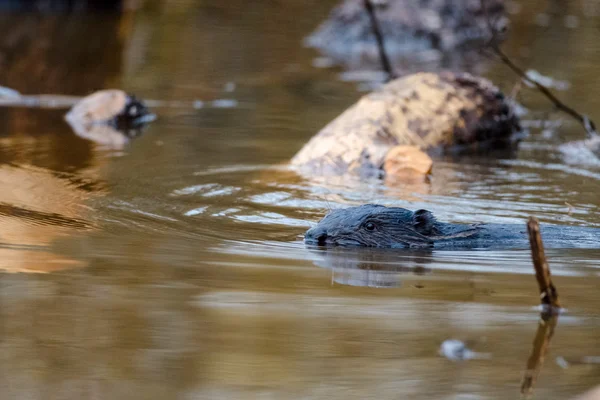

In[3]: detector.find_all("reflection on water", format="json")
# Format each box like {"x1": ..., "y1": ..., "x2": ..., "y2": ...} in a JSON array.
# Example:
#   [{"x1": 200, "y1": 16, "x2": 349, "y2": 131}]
[
  {"x1": 0, "y1": 163, "x2": 99, "y2": 272},
  {"x1": 1, "y1": 0, "x2": 600, "y2": 399},
  {"x1": 2, "y1": 262, "x2": 599, "y2": 399},
  {"x1": 307, "y1": 247, "x2": 433, "y2": 288}
]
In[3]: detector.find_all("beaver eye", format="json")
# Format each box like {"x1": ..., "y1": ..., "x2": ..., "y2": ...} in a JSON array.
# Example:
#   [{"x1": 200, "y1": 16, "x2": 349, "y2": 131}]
[{"x1": 365, "y1": 222, "x2": 375, "y2": 231}]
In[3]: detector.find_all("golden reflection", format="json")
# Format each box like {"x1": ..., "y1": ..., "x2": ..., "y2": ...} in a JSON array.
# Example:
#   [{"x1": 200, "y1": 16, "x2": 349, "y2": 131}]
[
  {"x1": 0, "y1": 8, "x2": 133, "y2": 272},
  {"x1": 0, "y1": 164, "x2": 98, "y2": 273}
]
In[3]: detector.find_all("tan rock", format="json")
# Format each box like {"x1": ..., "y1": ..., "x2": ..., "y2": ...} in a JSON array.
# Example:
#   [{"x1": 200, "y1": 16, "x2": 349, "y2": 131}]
[
  {"x1": 291, "y1": 71, "x2": 520, "y2": 178},
  {"x1": 65, "y1": 89, "x2": 128, "y2": 127}
]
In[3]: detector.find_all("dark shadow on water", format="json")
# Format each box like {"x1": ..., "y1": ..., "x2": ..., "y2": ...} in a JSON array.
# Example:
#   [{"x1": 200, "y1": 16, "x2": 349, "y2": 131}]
[
  {"x1": 0, "y1": 12, "x2": 126, "y2": 95},
  {"x1": 0, "y1": 202, "x2": 92, "y2": 229},
  {"x1": 0, "y1": 9, "x2": 132, "y2": 169}
]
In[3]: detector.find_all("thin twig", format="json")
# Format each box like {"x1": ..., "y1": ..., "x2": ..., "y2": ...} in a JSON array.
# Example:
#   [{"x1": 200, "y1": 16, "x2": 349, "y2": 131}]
[
  {"x1": 490, "y1": 45, "x2": 597, "y2": 137},
  {"x1": 510, "y1": 79, "x2": 523, "y2": 100},
  {"x1": 480, "y1": 0, "x2": 598, "y2": 138},
  {"x1": 363, "y1": 0, "x2": 396, "y2": 82},
  {"x1": 526, "y1": 217, "x2": 560, "y2": 310}
]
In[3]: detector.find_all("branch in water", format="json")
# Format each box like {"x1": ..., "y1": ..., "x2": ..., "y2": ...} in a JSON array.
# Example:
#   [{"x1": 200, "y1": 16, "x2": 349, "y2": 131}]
[
  {"x1": 521, "y1": 217, "x2": 560, "y2": 398},
  {"x1": 527, "y1": 217, "x2": 560, "y2": 311},
  {"x1": 490, "y1": 45, "x2": 597, "y2": 138},
  {"x1": 363, "y1": 0, "x2": 396, "y2": 82},
  {"x1": 480, "y1": 0, "x2": 598, "y2": 138}
]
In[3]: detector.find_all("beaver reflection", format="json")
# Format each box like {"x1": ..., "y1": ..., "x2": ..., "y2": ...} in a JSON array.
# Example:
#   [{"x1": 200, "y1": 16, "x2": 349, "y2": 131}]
[{"x1": 308, "y1": 246, "x2": 432, "y2": 288}]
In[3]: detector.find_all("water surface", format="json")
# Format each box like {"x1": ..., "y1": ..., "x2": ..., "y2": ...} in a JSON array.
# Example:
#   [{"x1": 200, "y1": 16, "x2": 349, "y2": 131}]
[{"x1": 1, "y1": 1, "x2": 600, "y2": 399}]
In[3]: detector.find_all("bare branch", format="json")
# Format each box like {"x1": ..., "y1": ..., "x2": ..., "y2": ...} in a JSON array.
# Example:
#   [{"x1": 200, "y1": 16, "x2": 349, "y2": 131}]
[
  {"x1": 491, "y1": 45, "x2": 596, "y2": 137},
  {"x1": 480, "y1": 0, "x2": 598, "y2": 138},
  {"x1": 363, "y1": 0, "x2": 396, "y2": 82}
]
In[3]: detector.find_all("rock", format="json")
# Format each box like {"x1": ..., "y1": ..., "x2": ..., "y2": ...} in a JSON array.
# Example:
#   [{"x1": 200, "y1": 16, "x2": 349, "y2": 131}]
[
  {"x1": 306, "y1": 0, "x2": 507, "y2": 71},
  {"x1": 64, "y1": 89, "x2": 155, "y2": 147},
  {"x1": 291, "y1": 71, "x2": 521, "y2": 178}
]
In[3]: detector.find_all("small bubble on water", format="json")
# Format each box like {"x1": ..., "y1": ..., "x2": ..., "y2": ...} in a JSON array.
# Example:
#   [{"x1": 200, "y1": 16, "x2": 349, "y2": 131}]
[
  {"x1": 564, "y1": 15, "x2": 580, "y2": 29},
  {"x1": 535, "y1": 13, "x2": 551, "y2": 27},
  {"x1": 223, "y1": 82, "x2": 236, "y2": 92}
]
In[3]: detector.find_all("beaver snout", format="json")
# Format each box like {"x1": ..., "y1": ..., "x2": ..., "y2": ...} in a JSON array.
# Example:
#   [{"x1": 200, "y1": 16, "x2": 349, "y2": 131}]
[{"x1": 304, "y1": 227, "x2": 328, "y2": 246}]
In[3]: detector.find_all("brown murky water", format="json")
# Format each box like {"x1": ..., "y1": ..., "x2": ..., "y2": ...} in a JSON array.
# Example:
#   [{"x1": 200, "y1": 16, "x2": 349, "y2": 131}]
[{"x1": 1, "y1": 1, "x2": 600, "y2": 399}]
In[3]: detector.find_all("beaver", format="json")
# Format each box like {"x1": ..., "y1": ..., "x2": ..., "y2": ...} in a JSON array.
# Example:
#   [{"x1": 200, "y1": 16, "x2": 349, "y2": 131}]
[
  {"x1": 306, "y1": 0, "x2": 507, "y2": 70},
  {"x1": 291, "y1": 71, "x2": 521, "y2": 178},
  {"x1": 304, "y1": 204, "x2": 600, "y2": 249}
]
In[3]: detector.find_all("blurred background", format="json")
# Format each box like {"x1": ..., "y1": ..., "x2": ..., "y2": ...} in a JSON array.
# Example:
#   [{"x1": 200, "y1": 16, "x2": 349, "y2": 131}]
[{"x1": 0, "y1": 1, "x2": 599, "y2": 399}]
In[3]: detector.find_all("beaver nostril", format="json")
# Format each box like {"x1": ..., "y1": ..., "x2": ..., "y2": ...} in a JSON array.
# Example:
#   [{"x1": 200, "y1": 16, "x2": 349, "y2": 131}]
[
  {"x1": 305, "y1": 227, "x2": 329, "y2": 245},
  {"x1": 316, "y1": 233, "x2": 328, "y2": 246}
]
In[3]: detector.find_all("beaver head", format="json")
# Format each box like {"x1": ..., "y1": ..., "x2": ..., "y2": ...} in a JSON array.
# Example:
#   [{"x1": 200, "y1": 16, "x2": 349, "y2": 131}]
[
  {"x1": 305, "y1": 204, "x2": 444, "y2": 248},
  {"x1": 304, "y1": 204, "x2": 481, "y2": 248}
]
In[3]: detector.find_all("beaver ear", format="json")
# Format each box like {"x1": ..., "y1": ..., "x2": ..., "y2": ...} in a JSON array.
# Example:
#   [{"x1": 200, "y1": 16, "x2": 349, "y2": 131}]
[{"x1": 412, "y1": 209, "x2": 437, "y2": 235}]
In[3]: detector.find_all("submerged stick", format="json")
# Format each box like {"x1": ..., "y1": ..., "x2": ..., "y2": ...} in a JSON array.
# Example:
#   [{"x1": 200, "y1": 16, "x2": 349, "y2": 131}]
[
  {"x1": 363, "y1": 0, "x2": 396, "y2": 82},
  {"x1": 526, "y1": 217, "x2": 560, "y2": 309}
]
